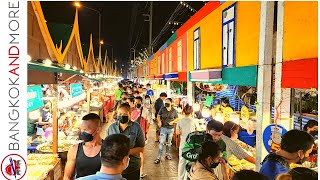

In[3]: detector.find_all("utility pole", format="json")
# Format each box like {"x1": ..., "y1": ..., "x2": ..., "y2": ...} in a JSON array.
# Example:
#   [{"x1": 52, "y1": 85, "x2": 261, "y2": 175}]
[
  {"x1": 144, "y1": 2, "x2": 153, "y2": 55},
  {"x1": 149, "y1": 1, "x2": 153, "y2": 55}
]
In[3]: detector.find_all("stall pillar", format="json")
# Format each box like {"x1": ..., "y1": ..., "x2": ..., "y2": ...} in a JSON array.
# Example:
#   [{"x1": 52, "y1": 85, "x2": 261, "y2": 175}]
[
  {"x1": 52, "y1": 98, "x2": 58, "y2": 154},
  {"x1": 86, "y1": 89, "x2": 91, "y2": 113},
  {"x1": 187, "y1": 81, "x2": 194, "y2": 105},
  {"x1": 256, "y1": 1, "x2": 274, "y2": 170},
  {"x1": 167, "y1": 80, "x2": 171, "y2": 97},
  {"x1": 274, "y1": 1, "x2": 292, "y2": 130}
]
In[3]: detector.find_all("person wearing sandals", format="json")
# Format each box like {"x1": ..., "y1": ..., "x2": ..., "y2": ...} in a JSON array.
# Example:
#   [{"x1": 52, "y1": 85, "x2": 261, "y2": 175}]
[{"x1": 154, "y1": 98, "x2": 179, "y2": 164}]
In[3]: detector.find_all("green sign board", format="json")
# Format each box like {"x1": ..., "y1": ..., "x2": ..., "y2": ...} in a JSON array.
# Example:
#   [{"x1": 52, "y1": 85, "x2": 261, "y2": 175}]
[
  {"x1": 27, "y1": 86, "x2": 44, "y2": 112},
  {"x1": 70, "y1": 83, "x2": 83, "y2": 97}
]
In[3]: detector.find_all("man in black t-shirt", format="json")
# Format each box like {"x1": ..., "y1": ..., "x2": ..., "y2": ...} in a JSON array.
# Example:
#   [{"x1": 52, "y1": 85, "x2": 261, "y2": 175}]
[
  {"x1": 154, "y1": 98, "x2": 178, "y2": 164},
  {"x1": 154, "y1": 92, "x2": 167, "y2": 142}
]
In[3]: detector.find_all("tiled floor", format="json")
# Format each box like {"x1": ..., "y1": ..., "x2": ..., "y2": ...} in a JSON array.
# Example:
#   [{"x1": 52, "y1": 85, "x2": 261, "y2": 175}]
[{"x1": 101, "y1": 119, "x2": 179, "y2": 180}]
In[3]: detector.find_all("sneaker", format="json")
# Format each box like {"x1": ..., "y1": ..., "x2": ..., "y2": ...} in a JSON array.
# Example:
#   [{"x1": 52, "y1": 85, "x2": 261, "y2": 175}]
[
  {"x1": 165, "y1": 155, "x2": 172, "y2": 160},
  {"x1": 140, "y1": 173, "x2": 147, "y2": 178},
  {"x1": 154, "y1": 158, "x2": 160, "y2": 164}
]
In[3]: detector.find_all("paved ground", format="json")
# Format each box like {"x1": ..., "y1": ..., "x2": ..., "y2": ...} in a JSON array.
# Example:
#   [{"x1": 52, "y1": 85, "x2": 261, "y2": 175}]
[{"x1": 101, "y1": 119, "x2": 179, "y2": 180}]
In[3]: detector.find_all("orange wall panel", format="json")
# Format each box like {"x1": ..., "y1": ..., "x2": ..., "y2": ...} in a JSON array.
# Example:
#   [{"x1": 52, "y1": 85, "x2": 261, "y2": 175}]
[{"x1": 283, "y1": 1, "x2": 318, "y2": 61}]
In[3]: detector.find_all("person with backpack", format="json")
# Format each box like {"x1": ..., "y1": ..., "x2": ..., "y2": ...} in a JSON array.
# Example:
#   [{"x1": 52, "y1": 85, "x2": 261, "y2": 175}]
[
  {"x1": 182, "y1": 120, "x2": 228, "y2": 180},
  {"x1": 176, "y1": 104, "x2": 201, "y2": 180},
  {"x1": 259, "y1": 129, "x2": 314, "y2": 180},
  {"x1": 131, "y1": 96, "x2": 150, "y2": 178}
]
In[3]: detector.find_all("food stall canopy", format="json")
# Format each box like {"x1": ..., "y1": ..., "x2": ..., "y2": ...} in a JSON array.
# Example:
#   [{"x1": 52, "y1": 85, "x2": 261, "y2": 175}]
[
  {"x1": 28, "y1": 62, "x2": 83, "y2": 75},
  {"x1": 164, "y1": 73, "x2": 178, "y2": 80},
  {"x1": 190, "y1": 69, "x2": 222, "y2": 82}
]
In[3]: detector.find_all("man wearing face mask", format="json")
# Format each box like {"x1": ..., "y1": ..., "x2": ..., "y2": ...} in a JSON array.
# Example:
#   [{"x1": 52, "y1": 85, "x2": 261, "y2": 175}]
[
  {"x1": 260, "y1": 129, "x2": 315, "y2": 180},
  {"x1": 64, "y1": 113, "x2": 103, "y2": 179},
  {"x1": 154, "y1": 98, "x2": 179, "y2": 164},
  {"x1": 107, "y1": 103, "x2": 145, "y2": 180},
  {"x1": 154, "y1": 92, "x2": 167, "y2": 142},
  {"x1": 77, "y1": 134, "x2": 130, "y2": 180},
  {"x1": 189, "y1": 141, "x2": 229, "y2": 180}
]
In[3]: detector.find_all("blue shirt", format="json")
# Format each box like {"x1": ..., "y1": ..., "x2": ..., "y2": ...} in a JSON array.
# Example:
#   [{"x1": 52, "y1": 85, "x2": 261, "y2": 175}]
[
  {"x1": 77, "y1": 172, "x2": 126, "y2": 180},
  {"x1": 259, "y1": 158, "x2": 288, "y2": 180},
  {"x1": 238, "y1": 130, "x2": 256, "y2": 147}
]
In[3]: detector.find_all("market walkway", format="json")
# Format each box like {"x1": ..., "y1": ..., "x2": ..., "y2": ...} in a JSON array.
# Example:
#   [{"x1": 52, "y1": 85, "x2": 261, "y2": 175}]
[{"x1": 101, "y1": 120, "x2": 179, "y2": 180}]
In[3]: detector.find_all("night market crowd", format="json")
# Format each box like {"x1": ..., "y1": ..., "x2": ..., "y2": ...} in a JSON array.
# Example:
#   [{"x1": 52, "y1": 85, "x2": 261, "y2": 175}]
[{"x1": 62, "y1": 82, "x2": 318, "y2": 180}]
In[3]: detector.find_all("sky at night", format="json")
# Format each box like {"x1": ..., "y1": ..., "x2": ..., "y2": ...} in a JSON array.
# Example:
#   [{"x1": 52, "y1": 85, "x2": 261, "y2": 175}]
[{"x1": 40, "y1": 1, "x2": 206, "y2": 71}]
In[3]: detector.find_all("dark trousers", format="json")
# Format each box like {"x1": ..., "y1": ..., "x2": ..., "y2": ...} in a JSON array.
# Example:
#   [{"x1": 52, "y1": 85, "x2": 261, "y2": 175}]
[{"x1": 122, "y1": 169, "x2": 140, "y2": 180}]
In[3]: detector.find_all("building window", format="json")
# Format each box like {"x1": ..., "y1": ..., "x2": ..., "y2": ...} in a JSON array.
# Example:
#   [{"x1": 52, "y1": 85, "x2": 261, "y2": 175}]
[
  {"x1": 222, "y1": 3, "x2": 236, "y2": 68},
  {"x1": 169, "y1": 48, "x2": 172, "y2": 72},
  {"x1": 162, "y1": 53, "x2": 165, "y2": 73},
  {"x1": 193, "y1": 28, "x2": 200, "y2": 70},
  {"x1": 177, "y1": 40, "x2": 182, "y2": 71}
]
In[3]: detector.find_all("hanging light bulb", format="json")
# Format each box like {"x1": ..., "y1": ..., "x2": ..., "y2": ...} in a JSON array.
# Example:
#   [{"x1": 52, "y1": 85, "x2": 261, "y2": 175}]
[
  {"x1": 43, "y1": 59, "x2": 52, "y2": 66},
  {"x1": 65, "y1": 64, "x2": 71, "y2": 69},
  {"x1": 27, "y1": 55, "x2": 32, "y2": 62},
  {"x1": 73, "y1": 66, "x2": 77, "y2": 70},
  {"x1": 80, "y1": 70, "x2": 84, "y2": 74}
]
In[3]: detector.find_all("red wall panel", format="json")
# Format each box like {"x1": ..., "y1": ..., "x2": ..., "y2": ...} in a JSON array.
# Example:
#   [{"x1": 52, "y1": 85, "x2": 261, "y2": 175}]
[
  {"x1": 282, "y1": 58, "x2": 318, "y2": 89},
  {"x1": 176, "y1": 1, "x2": 221, "y2": 38}
]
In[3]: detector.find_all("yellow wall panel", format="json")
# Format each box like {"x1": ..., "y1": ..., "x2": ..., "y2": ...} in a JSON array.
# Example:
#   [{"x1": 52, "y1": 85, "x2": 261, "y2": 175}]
[
  {"x1": 187, "y1": 1, "x2": 260, "y2": 71},
  {"x1": 283, "y1": 1, "x2": 318, "y2": 61},
  {"x1": 235, "y1": 2, "x2": 260, "y2": 66}
]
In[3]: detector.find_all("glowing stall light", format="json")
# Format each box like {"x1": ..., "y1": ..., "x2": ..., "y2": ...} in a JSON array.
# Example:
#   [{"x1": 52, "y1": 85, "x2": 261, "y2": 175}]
[
  {"x1": 215, "y1": 112, "x2": 224, "y2": 123},
  {"x1": 28, "y1": 110, "x2": 41, "y2": 119},
  {"x1": 27, "y1": 55, "x2": 32, "y2": 62},
  {"x1": 73, "y1": 66, "x2": 77, "y2": 70},
  {"x1": 202, "y1": 108, "x2": 211, "y2": 118},
  {"x1": 43, "y1": 59, "x2": 52, "y2": 66},
  {"x1": 229, "y1": 112, "x2": 240, "y2": 124},
  {"x1": 193, "y1": 103, "x2": 200, "y2": 112},
  {"x1": 65, "y1": 64, "x2": 71, "y2": 69},
  {"x1": 58, "y1": 93, "x2": 86, "y2": 109},
  {"x1": 85, "y1": 73, "x2": 88, "y2": 76}
]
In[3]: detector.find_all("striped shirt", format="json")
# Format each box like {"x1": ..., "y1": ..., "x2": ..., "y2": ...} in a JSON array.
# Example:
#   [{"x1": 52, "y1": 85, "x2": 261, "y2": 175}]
[{"x1": 221, "y1": 134, "x2": 249, "y2": 160}]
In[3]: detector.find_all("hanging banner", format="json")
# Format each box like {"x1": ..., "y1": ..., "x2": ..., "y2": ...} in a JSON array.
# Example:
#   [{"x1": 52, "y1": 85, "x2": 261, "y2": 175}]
[
  {"x1": 263, "y1": 124, "x2": 288, "y2": 152},
  {"x1": 27, "y1": 86, "x2": 44, "y2": 112},
  {"x1": 70, "y1": 83, "x2": 83, "y2": 97}
]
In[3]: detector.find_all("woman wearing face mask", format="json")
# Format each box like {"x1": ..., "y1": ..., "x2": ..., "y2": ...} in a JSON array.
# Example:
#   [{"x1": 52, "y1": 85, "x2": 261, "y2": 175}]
[
  {"x1": 221, "y1": 121, "x2": 256, "y2": 164},
  {"x1": 144, "y1": 95, "x2": 154, "y2": 136},
  {"x1": 64, "y1": 113, "x2": 103, "y2": 179},
  {"x1": 154, "y1": 98, "x2": 179, "y2": 164},
  {"x1": 189, "y1": 141, "x2": 229, "y2": 180},
  {"x1": 303, "y1": 120, "x2": 318, "y2": 162},
  {"x1": 107, "y1": 103, "x2": 145, "y2": 180},
  {"x1": 303, "y1": 120, "x2": 318, "y2": 138}
]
